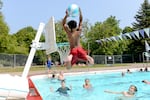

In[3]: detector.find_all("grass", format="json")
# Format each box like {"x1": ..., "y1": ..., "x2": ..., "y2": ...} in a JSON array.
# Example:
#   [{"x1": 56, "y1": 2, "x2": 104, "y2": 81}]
[
  {"x1": 0, "y1": 66, "x2": 46, "y2": 73},
  {"x1": 0, "y1": 64, "x2": 129, "y2": 73}
]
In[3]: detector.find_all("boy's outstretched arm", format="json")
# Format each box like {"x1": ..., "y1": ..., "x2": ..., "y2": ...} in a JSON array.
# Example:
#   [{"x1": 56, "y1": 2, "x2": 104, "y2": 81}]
[
  {"x1": 62, "y1": 10, "x2": 68, "y2": 26},
  {"x1": 62, "y1": 10, "x2": 70, "y2": 33},
  {"x1": 104, "y1": 90, "x2": 123, "y2": 94},
  {"x1": 78, "y1": 8, "x2": 83, "y2": 31}
]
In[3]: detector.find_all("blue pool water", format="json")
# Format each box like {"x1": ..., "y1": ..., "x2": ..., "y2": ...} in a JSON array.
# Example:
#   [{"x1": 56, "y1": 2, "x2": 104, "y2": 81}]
[{"x1": 32, "y1": 71, "x2": 150, "y2": 100}]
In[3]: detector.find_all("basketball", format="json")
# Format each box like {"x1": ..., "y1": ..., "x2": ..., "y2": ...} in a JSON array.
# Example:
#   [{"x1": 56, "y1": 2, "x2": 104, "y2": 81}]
[{"x1": 67, "y1": 4, "x2": 79, "y2": 17}]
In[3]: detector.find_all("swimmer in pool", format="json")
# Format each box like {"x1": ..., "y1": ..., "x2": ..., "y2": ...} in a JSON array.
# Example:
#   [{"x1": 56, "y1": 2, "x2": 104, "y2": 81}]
[
  {"x1": 58, "y1": 71, "x2": 65, "y2": 81},
  {"x1": 83, "y1": 78, "x2": 92, "y2": 89},
  {"x1": 142, "y1": 80, "x2": 150, "y2": 84},
  {"x1": 56, "y1": 80, "x2": 72, "y2": 96},
  {"x1": 104, "y1": 85, "x2": 137, "y2": 97},
  {"x1": 50, "y1": 80, "x2": 72, "y2": 96}
]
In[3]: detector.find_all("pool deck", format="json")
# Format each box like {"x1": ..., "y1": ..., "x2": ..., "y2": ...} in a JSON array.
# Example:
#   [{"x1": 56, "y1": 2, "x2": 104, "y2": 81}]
[{"x1": 4, "y1": 63, "x2": 149, "y2": 76}]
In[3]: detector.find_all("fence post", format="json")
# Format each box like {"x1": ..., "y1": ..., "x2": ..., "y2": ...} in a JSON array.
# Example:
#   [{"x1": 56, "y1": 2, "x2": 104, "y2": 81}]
[
  {"x1": 13, "y1": 54, "x2": 16, "y2": 68},
  {"x1": 121, "y1": 55, "x2": 123, "y2": 64},
  {"x1": 113, "y1": 56, "x2": 114, "y2": 64},
  {"x1": 105, "y1": 55, "x2": 107, "y2": 64}
]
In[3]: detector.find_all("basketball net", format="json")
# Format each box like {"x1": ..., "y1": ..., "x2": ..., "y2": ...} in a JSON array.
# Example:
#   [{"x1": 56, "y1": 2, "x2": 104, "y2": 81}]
[{"x1": 57, "y1": 42, "x2": 70, "y2": 65}]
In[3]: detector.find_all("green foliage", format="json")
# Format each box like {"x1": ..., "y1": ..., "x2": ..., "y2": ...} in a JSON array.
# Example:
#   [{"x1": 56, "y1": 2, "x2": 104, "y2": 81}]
[
  {"x1": 122, "y1": 26, "x2": 134, "y2": 34},
  {"x1": 55, "y1": 20, "x2": 68, "y2": 43},
  {"x1": 50, "y1": 52, "x2": 60, "y2": 63},
  {"x1": 0, "y1": 34, "x2": 11, "y2": 53},
  {"x1": 0, "y1": 8, "x2": 18, "y2": 54},
  {"x1": 15, "y1": 26, "x2": 36, "y2": 48},
  {"x1": 34, "y1": 50, "x2": 46, "y2": 65},
  {"x1": 13, "y1": 26, "x2": 46, "y2": 63},
  {"x1": 131, "y1": 0, "x2": 150, "y2": 55},
  {"x1": 121, "y1": 26, "x2": 134, "y2": 54},
  {"x1": 0, "y1": 34, "x2": 22, "y2": 53},
  {"x1": 85, "y1": 16, "x2": 126, "y2": 55},
  {"x1": 0, "y1": 14, "x2": 9, "y2": 35},
  {"x1": 132, "y1": 0, "x2": 150, "y2": 29}
]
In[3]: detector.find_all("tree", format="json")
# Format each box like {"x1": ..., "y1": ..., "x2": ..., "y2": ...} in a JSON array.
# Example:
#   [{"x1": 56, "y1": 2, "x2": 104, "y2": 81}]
[
  {"x1": 0, "y1": 6, "x2": 12, "y2": 53},
  {"x1": 121, "y1": 26, "x2": 139, "y2": 55},
  {"x1": 0, "y1": 34, "x2": 17, "y2": 53},
  {"x1": 55, "y1": 20, "x2": 68, "y2": 43},
  {"x1": 86, "y1": 16, "x2": 127, "y2": 55},
  {"x1": 132, "y1": 0, "x2": 150, "y2": 30},
  {"x1": 14, "y1": 26, "x2": 47, "y2": 64},
  {"x1": 80, "y1": 20, "x2": 91, "y2": 43},
  {"x1": 131, "y1": 0, "x2": 150, "y2": 62},
  {"x1": 122, "y1": 26, "x2": 134, "y2": 34},
  {"x1": 0, "y1": 14, "x2": 9, "y2": 35},
  {"x1": 14, "y1": 26, "x2": 36, "y2": 54}
]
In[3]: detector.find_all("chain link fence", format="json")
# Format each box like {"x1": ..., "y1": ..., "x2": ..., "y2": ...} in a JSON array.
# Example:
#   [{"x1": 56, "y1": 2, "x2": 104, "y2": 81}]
[
  {"x1": 93, "y1": 54, "x2": 143, "y2": 64},
  {"x1": 0, "y1": 53, "x2": 143, "y2": 67},
  {"x1": 0, "y1": 54, "x2": 28, "y2": 67}
]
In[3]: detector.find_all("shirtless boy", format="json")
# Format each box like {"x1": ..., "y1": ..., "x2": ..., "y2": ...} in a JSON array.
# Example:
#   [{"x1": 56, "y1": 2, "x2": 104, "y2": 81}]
[{"x1": 62, "y1": 7, "x2": 94, "y2": 69}]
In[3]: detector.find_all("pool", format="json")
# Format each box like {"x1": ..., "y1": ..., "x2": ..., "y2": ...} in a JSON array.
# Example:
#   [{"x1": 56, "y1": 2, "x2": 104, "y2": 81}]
[{"x1": 31, "y1": 70, "x2": 150, "y2": 100}]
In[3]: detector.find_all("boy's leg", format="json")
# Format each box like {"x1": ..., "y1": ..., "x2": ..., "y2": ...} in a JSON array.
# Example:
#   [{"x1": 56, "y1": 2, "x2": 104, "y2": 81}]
[
  {"x1": 77, "y1": 47, "x2": 94, "y2": 65},
  {"x1": 48, "y1": 67, "x2": 50, "y2": 73},
  {"x1": 77, "y1": 47, "x2": 90, "y2": 65},
  {"x1": 86, "y1": 55, "x2": 94, "y2": 65},
  {"x1": 66, "y1": 54, "x2": 73, "y2": 69}
]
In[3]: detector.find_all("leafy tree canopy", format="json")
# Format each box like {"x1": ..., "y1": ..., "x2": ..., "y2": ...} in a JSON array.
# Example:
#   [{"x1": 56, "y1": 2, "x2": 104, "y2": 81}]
[{"x1": 132, "y1": 0, "x2": 150, "y2": 30}]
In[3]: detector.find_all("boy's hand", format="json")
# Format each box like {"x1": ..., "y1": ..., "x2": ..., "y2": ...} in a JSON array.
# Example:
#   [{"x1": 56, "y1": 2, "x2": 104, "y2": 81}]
[
  {"x1": 65, "y1": 10, "x2": 69, "y2": 16},
  {"x1": 69, "y1": 85, "x2": 72, "y2": 90},
  {"x1": 79, "y1": 7, "x2": 81, "y2": 14}
]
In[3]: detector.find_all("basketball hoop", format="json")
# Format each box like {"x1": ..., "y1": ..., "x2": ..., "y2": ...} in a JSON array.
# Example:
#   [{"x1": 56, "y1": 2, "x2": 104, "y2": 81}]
[{"x1": 57, "y1": 42, "x2": 70, "y2": 65}]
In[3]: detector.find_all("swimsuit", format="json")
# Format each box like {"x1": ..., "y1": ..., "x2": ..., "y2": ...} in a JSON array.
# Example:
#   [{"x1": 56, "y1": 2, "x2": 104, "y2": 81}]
[
  {"x1": 70, "y1": 46, "x2": 87, "y2": 65},
  {"x1": 47, "y1": 60, "x2": 52, "y2": 69},
  {"x1": 56, "y1": 87, "x2": 70, "y2": 95}
]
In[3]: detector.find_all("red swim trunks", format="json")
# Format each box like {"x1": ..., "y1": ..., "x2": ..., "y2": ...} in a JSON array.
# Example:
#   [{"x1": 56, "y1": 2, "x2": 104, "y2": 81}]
[{"x1": 70, "y1": 46, "x2": 87, "y2": 65}]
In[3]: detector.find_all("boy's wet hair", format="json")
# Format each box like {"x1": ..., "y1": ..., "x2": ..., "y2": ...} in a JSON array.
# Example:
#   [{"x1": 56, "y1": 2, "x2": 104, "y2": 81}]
[
  {"x1": 61, "y1": 80, "x2": 65, "y2": 83},
  {"x1": 134, "y1": 86, "x2": 137, "y2": 92},
  {"x1": 142, "y1": 80, "x2": 145, "y2": 82},
  {"x1": 85, "y1": 78, "x2": 89, "y2": 81},
  {"x1": 67, "y1": 20, "x2": 77, "y2": 30},
  {"x1": 131, "y1": 85, "x2": 138, "y2": 92}
]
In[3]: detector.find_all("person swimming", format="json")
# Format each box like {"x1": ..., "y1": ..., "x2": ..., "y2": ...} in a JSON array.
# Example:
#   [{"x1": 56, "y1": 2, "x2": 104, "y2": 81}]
[
  {"x1": 104, "y1": 85, "x2": 137, "y2": 98},
  {"x1": 50, "y1": 80, "x2": 72, "y2": 96},
  {"x1": 58, "y1": 71, "x2": 65, "y2": 81},
  {"x1": 142, "y1": 80, "x2": 150, "y2": 84},
  {"x1": 56, "y1": 80, "x2": 72, "y2": 96},
  {"x1": 83, "y1": 78, "x2": 92, "y2": 89}
]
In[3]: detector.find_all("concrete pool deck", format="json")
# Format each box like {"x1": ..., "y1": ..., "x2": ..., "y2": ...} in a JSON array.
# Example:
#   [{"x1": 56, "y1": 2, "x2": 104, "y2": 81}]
[{"x1": 4, "y1": 63, "x2": 149, "y2": 76}]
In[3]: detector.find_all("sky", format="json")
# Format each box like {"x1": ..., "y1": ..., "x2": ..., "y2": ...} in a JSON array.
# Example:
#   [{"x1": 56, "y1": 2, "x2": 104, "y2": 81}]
[{"x1": 1, "y1": 0, "x2": 146, "y2": 34}]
